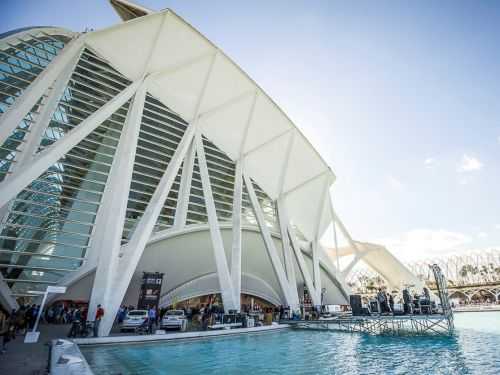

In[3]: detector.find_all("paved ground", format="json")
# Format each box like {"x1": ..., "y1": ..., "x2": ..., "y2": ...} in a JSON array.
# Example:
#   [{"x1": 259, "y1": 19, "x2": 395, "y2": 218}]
[
  {"x1": 0, "y1": 321, "x2": 224, "y2": 374},
  {"x1": 0, "y1": 322, "x2": 204, "y2": 374},
  {"x1": 0, "y1": 323, "x2": 70, "y2": 375}
]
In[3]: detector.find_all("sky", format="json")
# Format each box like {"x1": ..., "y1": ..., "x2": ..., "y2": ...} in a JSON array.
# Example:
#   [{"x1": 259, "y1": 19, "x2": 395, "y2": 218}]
[{"x1": 2, "y1": 0, "x2": 499, "y2": 262}]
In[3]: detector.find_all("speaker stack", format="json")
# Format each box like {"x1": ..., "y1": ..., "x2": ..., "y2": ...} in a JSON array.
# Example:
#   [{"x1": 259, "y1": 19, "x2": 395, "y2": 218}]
[{"x1": 350, "y1": 294, "x2": 362, "y2": 316}]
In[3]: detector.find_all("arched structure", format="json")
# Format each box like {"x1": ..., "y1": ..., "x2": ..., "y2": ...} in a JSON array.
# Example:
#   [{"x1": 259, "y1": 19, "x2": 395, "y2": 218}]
[
  {"x1": 0, "y1": 1, "x2": 417, "y2": 335},
  {"x1": 326, "y1": 241, "x2": 426, "y2": 293}
]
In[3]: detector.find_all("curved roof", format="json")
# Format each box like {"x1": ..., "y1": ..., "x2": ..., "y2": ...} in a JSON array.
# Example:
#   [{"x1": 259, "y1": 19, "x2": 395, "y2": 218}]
[
  {"x1": 0, "y1": 26, "x2": 75, "y2": 46},
  {"x1": 327, "y1": 242, "x2": 426, "y2": 293},
  {"x1": 84, "y1": 9, "x2": 335, "y2": 240}
]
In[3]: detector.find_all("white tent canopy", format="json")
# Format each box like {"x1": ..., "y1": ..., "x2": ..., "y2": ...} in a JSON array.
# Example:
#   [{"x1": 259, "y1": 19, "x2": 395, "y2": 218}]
[{"x1": 85, "y1": 9, "x2": 335, "y2": 241}]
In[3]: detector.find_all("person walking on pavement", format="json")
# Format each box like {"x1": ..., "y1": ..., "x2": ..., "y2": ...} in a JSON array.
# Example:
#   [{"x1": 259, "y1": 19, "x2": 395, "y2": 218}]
[{"x1": 93, "y1": 304, "x2": 104, "y2": 337}]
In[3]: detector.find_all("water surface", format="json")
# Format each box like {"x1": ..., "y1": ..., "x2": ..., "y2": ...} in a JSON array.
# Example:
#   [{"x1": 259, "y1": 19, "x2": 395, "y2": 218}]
[{"x1": 81, "y1": 312, "x2": 500, "y2": 374}]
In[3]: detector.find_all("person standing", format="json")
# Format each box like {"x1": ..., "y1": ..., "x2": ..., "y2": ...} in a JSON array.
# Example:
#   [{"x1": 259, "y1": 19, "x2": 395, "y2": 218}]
[
  {"x1": 68, "y1": 308, "x2": 81, "y2": 338},
  {"x1": 147, "y1": 306, "x2": 156, "y2": 334},
  {"x1": 376, "y1": 289, "x2": 385, "y2": 313},
  {"x1": 388, "y1": 293, "x2": 395, "y2": 314},
  {"x1": 81, "y1": 307, "x2": 88, "y2": 337},
  {"x1": 1, "y1": 322, "x2": 14, "y2": 354},
  {"x1": 93, "y1": 304, "x2": 104, "y2": 337}
]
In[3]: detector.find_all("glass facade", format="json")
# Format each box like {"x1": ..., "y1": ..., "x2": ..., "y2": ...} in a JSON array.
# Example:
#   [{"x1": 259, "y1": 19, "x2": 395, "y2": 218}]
[{"x1": 0, "y1": 28, "x2": 278, "y2": 302}]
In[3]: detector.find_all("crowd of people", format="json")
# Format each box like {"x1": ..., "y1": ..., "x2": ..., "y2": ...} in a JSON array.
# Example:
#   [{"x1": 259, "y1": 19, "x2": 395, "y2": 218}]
[
  {"x1": 0, "y1": 302, "x2": 106, "y2": 352},
  {"x1": 374, "y1": 286, "x2": 433, "y2": 315},
  {"x1": 0, "y1": 304, "x2": 41, "y2": 354}
]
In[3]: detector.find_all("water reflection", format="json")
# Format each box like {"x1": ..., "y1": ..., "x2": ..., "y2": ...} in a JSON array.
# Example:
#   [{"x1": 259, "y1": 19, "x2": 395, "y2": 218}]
[{"x1": 82, "y1": 313, "x2": 500, "y2": 375}]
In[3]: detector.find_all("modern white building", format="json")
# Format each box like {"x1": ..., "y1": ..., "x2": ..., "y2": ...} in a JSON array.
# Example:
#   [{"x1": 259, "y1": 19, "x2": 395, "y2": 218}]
[{"x1": 0, "y1": 0, "x2": 418, "y2": 336}]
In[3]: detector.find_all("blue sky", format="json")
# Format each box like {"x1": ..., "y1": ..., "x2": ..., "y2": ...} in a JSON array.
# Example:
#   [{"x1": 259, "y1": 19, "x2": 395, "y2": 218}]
[{"x1": 2, "y1": 0, "x2": 499, "y2": 261}]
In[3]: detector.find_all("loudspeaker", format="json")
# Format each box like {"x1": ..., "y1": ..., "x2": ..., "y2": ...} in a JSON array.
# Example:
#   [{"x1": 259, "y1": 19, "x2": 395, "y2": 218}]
[
  {"x1": 350, "y1": 295, "x2": 362, "y2": 316},
  {"x1": 370, "y1": 301, "x2": 379, "y2": 313}
]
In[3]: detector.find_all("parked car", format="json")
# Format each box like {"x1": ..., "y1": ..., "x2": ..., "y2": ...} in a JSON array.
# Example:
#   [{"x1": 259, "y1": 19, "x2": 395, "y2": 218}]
[
  {"x1": 121, "y1": 310, "x2": 148, "y2": 332},
  {"x1": 161, "y1": 310, "x2": 187, "y2": 330}
]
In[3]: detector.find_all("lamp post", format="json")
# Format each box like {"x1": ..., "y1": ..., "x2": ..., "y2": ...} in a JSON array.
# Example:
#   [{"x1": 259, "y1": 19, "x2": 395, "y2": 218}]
[{"x1": 24, "y1": 286, "x2": 67, "y2": 343}]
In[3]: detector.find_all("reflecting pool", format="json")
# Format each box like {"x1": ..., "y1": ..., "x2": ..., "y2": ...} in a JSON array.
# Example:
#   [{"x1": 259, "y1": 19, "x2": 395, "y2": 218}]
[{"x1": 81, "y1": 312, "x2": 500, "y2": 374}]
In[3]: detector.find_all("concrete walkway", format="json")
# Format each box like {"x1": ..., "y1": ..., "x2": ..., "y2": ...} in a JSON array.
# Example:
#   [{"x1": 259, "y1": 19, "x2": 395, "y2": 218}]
[
  {"x1": 0, "y1": 323, "x2": 290, "y2": 374},
  {"x1": 74, "y1": 323, "x2": 289, "y2": 345},
  {"x1": 0, "y1": 323, "x2": 71, "y2": 375}
]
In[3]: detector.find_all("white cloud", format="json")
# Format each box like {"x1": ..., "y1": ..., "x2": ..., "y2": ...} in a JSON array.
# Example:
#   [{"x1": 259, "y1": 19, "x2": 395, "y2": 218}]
[
  {"x1": 378, "y1": 229, "x2": 472, "y2": 261},
  {"x1": 387, "y1": 175, "x2": 404, "y2": 190},
  {"x1": 458, "y1": 154, "x2": 483, "y2": 172},
  {"x1": 497, "y1": 136, "x2": 500, "y2": 145},
  {"x1": 424, "y1": 157, "x2": 436, "y2": 168},
  {"x1": 477, "y1": 232, "x2": 488, "y2": 239},
  {"x1": 458, "y1": 176, "x2": 470, "y2": 185},
  {"x1": 495, "y1": 224, "x2": 500, "y2": 230}
]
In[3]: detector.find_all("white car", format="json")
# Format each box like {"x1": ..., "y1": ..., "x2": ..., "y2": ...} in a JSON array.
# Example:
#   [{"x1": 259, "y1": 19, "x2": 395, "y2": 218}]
[
  {"x1": 121, "y1": 310, "x2": 148, "y2": 332},
  {"x1": 161, "y1": 310, "x2": 187, "y2": 330}
]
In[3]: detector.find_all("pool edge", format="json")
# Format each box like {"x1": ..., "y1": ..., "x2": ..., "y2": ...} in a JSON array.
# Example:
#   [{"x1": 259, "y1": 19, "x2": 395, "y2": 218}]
[{"x1": 73, "y1": 323, "x2": 290, "y2": 346}]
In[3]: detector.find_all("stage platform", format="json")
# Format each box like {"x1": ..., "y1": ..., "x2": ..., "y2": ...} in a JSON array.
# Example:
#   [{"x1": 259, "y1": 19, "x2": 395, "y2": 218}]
[{"x1": 280, "y1": 313, "x2": 454, "y2": 336}]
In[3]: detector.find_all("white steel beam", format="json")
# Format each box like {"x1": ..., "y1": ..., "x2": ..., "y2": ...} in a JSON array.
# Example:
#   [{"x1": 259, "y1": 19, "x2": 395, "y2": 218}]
[
  {"x1": 287, "y1": 225, "x2": 321, "y2": 307},
  {"x1": 0, "y1": 80, "x2": 141, "y2": 208},
  {"x1": 242, "y1": 128, "x2": 293, "y2": 158},
  {"x1": 277, "y1": 131, "x2": 295, "y2": 196},
  {"x1": 0, "y1": 47, "x2": 82, "y2": 223},
  {"x1": 238, "y1": 91, "x2": 258, "y2": 157},
  {"x1": 195, "y1": 130, "x2": 237, "y2": 311},
  {"x1": 0, "y1": 272, "x2": 19, "y2": 312},
  {"x1": 342, "y1": 254, "x2": 361, "y2": 278},
  {"x1": 276, "y1": 198, "x2": 299, "y2": 303},
  {"x1": 311, "y1": 177, "x2": 330, "y2": 302},
  {"x1": 87, "y1": 83, "x2": 147, "y2": 323},
  {"x1": 244, "y1": 173, "x2": 297, "y2": 308},
  {"x1": 198, "y1": 90, "x2": 255, "y2": 122},
  {"x1": 97, "y1": 50, "x2": 218, "y2": 335},
  {"x1": 98, "y1": 120, "x2": 197, "y2": 336},
  {"x1": 0, "y1": 35, "x2": 85, "y2": 146},
  {"x1": 230, "y1": 158, "x2": 243, "y2": 308},
  {"x1": 282, "y1": 169, "x2": 329, "y2": 197},
  {"x1": 329, "y1": 195, "x2": 341, "y2": 272},
  {"x1": 311, "y1": 239, "x2": 322, "y2": 304},
  {"x1": 149, "y1": 51, "x2": 215, "y2": 81},
  {"x1": 173, "y1": 138, "x2": 196, "y2": 229},
  {"x1": 9, "y1": 48, "x2": 82, "y2": 172},
  {"x1": 328, "y1": 201, "x2": 361, "y2": 255}
]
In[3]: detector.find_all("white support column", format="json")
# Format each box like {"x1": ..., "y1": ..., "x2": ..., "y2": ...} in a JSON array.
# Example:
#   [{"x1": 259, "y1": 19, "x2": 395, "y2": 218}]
[
  {"x1": 329, "y1": 195, "x2": 341, "y2": 272},
  {"x1": 311, "y1": 240, "x2": 321, "y2": 303},
  {"x1": 97, "y1": 50, "x2": 218, "y2": 336},
  {"x1": 276, "y1": 198, "x2": 298, "y2": 301},
  {"x1": 0, "y1": 80, "x2": 142, "y2": 208},
  {"x1": 244, "y1": 173, "x2": 297, "y2": 308},
  {"x1": 98, "y1": 121, "x2": 197, "y2": 336},
  {"x1": 274, "y1": 129, "x2": 299, "y2": 306},
  {"x1": 311, "y1": 179, "x2": 330, "y2": 304},
  {"x1": 87, "y1": 83, "x2": 147, "y2": 322},
  {"x1": 0, "y1": 35, "x2": 85, "y2": 146},
  {"x1": 0, "y1": 272, "x2": 19, "y2": 312},
  {"x1": 226, "y1": 90, "x2": 257, "y2": 310},
  {"x1": 287, "y1": 226, "x2": 321, "y2": 307},
  {"x1": 230, "y1": 158, "x2": 243, "y2": 309},
  {"x1": 195, "y1": 130, "x2": 237, "y2": 311},
  {"x1": 333, "y1": 219, "x2": 340, "y2": 271},
  {"x1": 173, "y1": 138, "x2": 195, "y2": 229}
]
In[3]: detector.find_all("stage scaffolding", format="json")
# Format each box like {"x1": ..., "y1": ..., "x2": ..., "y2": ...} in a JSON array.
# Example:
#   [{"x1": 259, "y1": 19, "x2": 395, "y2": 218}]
[{"x1": 282, "y1": 265, "x2": 454, "y2": 336}]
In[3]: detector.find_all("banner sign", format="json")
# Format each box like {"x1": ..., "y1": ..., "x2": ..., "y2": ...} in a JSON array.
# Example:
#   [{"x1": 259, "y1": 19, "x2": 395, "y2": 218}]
[{"x1": 138, "y1": 272, "x2": 164, "y2": 310}]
